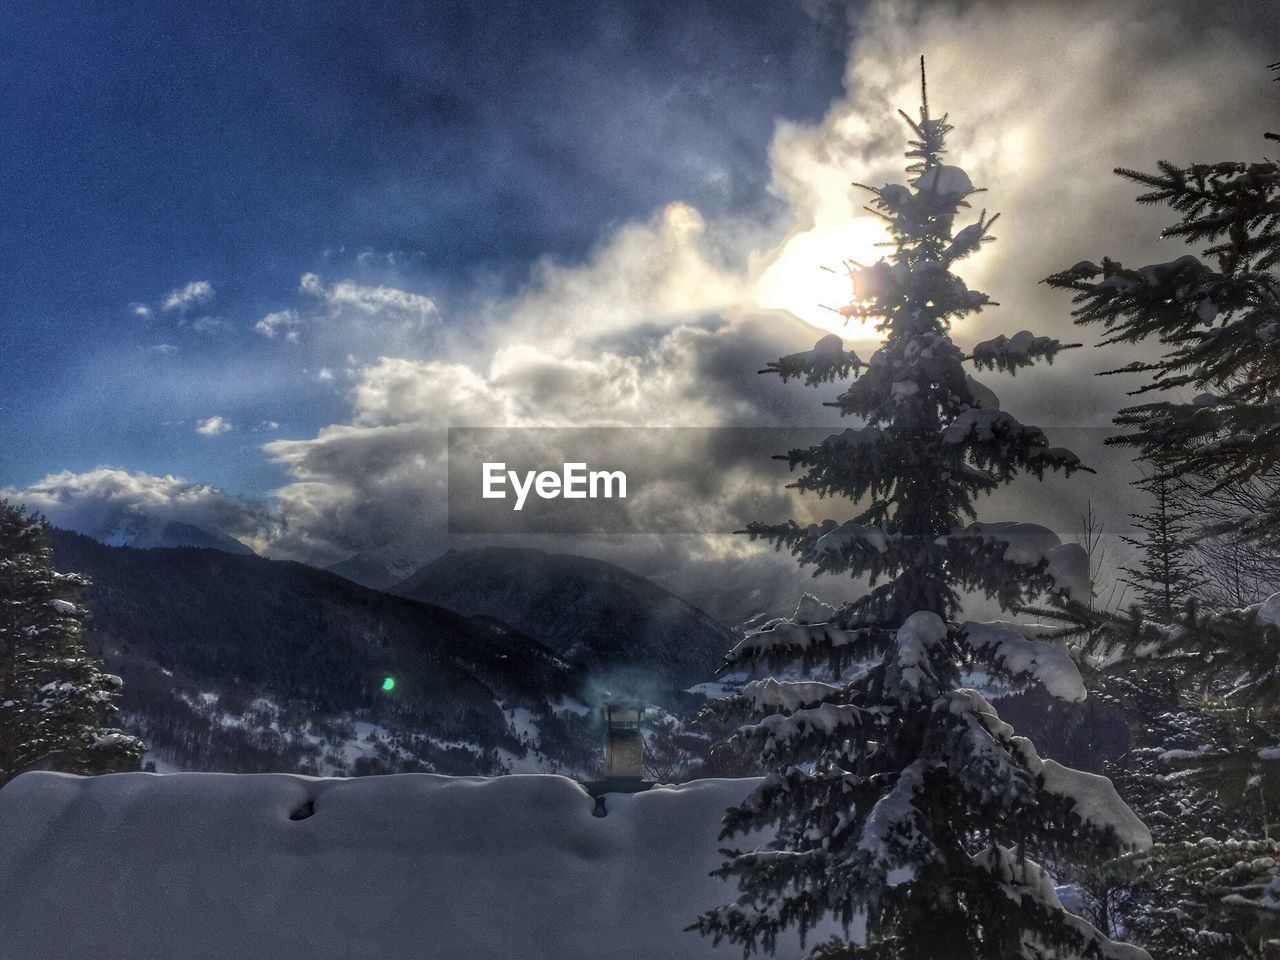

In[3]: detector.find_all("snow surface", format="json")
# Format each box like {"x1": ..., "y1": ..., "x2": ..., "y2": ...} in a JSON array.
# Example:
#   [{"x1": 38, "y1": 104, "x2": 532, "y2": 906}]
[{"x1": 0, "y1": 771, "x2": 827, "y2": 960}]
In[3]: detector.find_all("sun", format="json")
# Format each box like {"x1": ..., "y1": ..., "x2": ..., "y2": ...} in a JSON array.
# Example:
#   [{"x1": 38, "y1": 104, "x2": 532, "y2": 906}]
[{"x1": 752, "y1": 217, "x2": 889, "y2": 338}]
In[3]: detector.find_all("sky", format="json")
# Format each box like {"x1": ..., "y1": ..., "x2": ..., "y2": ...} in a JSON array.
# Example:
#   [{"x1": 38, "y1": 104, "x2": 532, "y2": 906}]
[
  {"x1": 3, "y1": 0, "x2": 1279, "y2": 614},
  {"x1": 0, "y1": 0, "x2": 849, "y2": 491}
]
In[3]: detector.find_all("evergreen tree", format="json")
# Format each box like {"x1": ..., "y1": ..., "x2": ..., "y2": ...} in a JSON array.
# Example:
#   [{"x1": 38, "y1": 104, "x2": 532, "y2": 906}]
[
  {"x1": 1066, "y1": 623, "x2": 1280, "y2": 959},
  {"x1": 1120, "y1": 472, "x2": 1202, "y2": 625},
  {"x1": 0, "y1": 501, "x2": 144, "y2": 784},
  {"x1": 694, "y1": 64, "x2": 1150, "y2": 960},
  {"x1": 1038, "y1": 567, "x2": 1280, "y2": 959},
  {"x1": 1040, "y1": 95, "x2": 1280, "y2": 953},
  {"x1": 1169, "y1": 470, "x2": 1280, "y2": 609},
  {"x1": 1045, "y1": 116, "x2": 1280, "y2": 543}
]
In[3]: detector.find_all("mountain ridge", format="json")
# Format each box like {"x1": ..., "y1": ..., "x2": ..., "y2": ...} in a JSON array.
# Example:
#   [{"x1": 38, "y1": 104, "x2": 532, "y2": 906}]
[{"x1": 391, "y1": 545, "x2": 736, "y2": 690}]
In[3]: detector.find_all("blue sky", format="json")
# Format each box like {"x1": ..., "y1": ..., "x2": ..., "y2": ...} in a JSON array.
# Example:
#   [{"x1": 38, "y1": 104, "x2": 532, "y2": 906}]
[{"x1": 0, "y1": 0, "x2": 850, "y2": 493}]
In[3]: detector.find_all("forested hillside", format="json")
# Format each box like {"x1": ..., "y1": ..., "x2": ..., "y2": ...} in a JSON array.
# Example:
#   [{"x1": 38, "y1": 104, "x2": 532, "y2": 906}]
[
  {"x1": 393, "y1": 546, "x2": 736, "y2": 690},
  {"x1": 47, "y1": 529, "x2": 598, "y2": 776}
]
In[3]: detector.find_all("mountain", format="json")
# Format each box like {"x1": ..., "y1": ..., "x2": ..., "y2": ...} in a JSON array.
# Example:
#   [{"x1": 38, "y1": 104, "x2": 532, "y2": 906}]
[
  {"x1": 80, "y1": 509, "x2": 254, "y2": 554},
  {"x1": 325, "y1": 552, "x2": 419, "y2": 590},
  {"x1": 391, "y1": 547, "x2": 736, "y2": 690},
  {"x1": 46, "y1": 529, "x2": 599, "y2": 777}
]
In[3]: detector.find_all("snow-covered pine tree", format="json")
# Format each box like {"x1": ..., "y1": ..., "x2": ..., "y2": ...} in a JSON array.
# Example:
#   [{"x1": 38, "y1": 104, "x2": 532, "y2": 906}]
[
  {"x1": 0, "y1": 500, "x2": 144, "y2": 785},
  {"x1": 1169, "y1": 472, "x2": 1280, "y2": 609},
  {"x1": 693, "y1": 63, "x2": 1151, "y2": 960},
  {"x1": 1044, "y1": 118, "x2": 1280, "y2": 543},
  {"x1": 1071, "y1": 624, "x2": 1280, "y2": 959},
  {"x1": 1094, "y1": 678, "x2": 1278, "y2": 960},
  {"x1": 1119, "y1": 472, "x2": 1203, "y2": 625}
]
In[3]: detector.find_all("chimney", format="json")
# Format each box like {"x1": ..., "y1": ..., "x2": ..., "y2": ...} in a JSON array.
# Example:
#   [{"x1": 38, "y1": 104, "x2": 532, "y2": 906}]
[
  {"x1": 604, "y1": 703, "x2": 643, "y2": 781},
  {"x1": 584, "y1": 701, "x2": 650, "y2": 802}
]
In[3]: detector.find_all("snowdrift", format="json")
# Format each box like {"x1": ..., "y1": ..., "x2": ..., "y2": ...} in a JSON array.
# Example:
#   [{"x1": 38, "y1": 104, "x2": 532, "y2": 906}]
[{"x1": 0, "y1": 772, "x2": 820, "y2": 960}]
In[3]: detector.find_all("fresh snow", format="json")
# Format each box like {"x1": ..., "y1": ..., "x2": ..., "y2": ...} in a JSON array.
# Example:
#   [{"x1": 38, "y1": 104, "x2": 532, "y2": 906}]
[
  {"x1": 791, "y1": 593, "x2": 837, "y2": 625},
  {"x1": 813, "y1": 521, "x2": 890, "y2": 556},
  {"x1": 975, "y1": 846, "x2": 1151, "y2": 960},
  {"x1": 961, "y1": 621, "x2": 1086, "y2": 702},
  {"x1": 0, "y1": 771, "x2": 832, "y2": 960},
  {"x1": 1256, "y1": 592, "x2": 1280, "y2": 627},
  {"x1": 895, "y1": 611, "x2": 948, "y2": 691},
  {"x1": 1034, "y1": 759, "x2": 1153, "y2": 851},
  {"x1": 741, "y1": 677, "x2": 842, "y2": 712},
  {"x1": 915, "y1": 164, "x2": 973, "y2": 195},
  {"x1": 964, "y1": 373, "x2": 1000, "y2": 410},
  {"x1": 944, "y1": 522, "x2": 1091, "y2": 603},
  {"x1": 971, "y1": 330, "x2": 1058, "y2": 369}
]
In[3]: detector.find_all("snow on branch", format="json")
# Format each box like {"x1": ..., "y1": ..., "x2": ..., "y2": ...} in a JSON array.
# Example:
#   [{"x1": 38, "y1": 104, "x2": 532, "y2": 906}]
[
  {"x1": 726, "y1": 619, "x2": 882, "y2": 669},
  {"x1": 1030, "y1": 757, "x2": 1153, "y2": 853},
  {"x1": 856, "y1": 760, "x2": 937, "y2": 869},
  {"x1": 939, "y1": 410, "x2": 1087, "y2": 477},
  {"x1": 970, "y1": 330, "x2": 1079, "y2": 374},
  {"x1": 973, "y1": 846, "x2": 1153, "y2": 960},
  {"x1": 810, "y1": 522, "x2": 890, "y2": 557},
  {"x1": 914, "y1": 164, "x2": 974, "y2": 196},
  {"x1": 941, "y1": 409, "x2": 1042, "y2": 446},
  {"x1": 760, "y1": 333, "x2": 862, "y2": 385},
  {"x1": 942, "y1": 211, "x2": 999, "y2": 264},
  {"x1": 892, "y1": 611, "x2": 948, "y2": 694},
  {"x1": 741, "y1": 702, "x2": 873, "y2": 759},
  {"x1": 960, "y1": 620, "x2": 1085, "y2": 702},
  {"x1": 946, "y1": 688, "x2": 1151, "y2": 853},
  {"x1": 740, "y1": 678, "x2": 844, "y2": 713},
  {"x1": 963, "y1": 374, "x2": 1000, "y2": 410},
  {"x1": 941, "y1": 522, "x2": 1091, "y2": 604}
]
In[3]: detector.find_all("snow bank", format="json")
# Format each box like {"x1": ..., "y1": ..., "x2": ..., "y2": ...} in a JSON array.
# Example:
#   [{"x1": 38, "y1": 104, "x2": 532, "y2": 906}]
[{"x1": 0, "y1": 771, "x2": 786, "y2": 960}]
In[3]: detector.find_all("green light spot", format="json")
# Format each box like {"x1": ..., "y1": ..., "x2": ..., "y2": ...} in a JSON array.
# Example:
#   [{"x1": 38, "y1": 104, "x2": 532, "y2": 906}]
[{"x1": 382, "y1": 676, "x2": 395, "y2": 692}]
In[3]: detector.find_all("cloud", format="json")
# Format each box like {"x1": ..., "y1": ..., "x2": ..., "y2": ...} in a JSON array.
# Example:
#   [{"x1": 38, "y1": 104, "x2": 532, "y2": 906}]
[
  {"x1": 300, "y1": 273, "x2": 438, "y2": 329},
  {"x1": 195, "y1": 415, "x2": 232, "y2": 436},
  {"x1": 107, "y1": 0, "x2": 1263, "y2": 607},
  {"x1": 756, "y1": 0, "x2": 1269, "y2": 426},
  {"x1": 161, "y1": 280, "x2": 214, "y2": 312},
  {"x1": 255, "y1": 309, "x2": 301, "y2": 341},
  {"x1": 242, "y1": 275, "x2": 440, "y2": 357},
  {"x1": 493, "y1": 202, "x2": 744, "y2": 351},
  {"x1": 149, "y1": 343, "x2": 179, "y2": 357},
  {"x1": 3, "y1": 467, "x2": 278, "y2": 553},
  {"x1": 346, "y1": 357, "x2": 513, "y2": 426}
]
